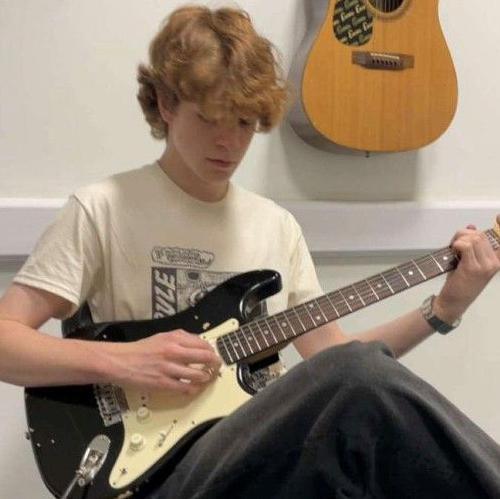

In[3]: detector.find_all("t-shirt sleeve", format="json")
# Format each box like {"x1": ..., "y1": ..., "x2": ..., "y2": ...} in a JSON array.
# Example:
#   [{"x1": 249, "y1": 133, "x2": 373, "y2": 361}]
[
  {"x1": 13, "y1": 195, "x2": 102, "y2": 319},
  {"x1": 287, "y1": 217, "x2": 324, "y2": 308}
]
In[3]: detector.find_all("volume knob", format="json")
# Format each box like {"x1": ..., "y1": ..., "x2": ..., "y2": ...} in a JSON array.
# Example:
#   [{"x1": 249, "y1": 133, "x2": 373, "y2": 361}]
[
  {"x1": 137, "y1": 406, "x2": 151, "y2": 422},
  {"x1": 129, "y1": 433, "x2": 145, "y2": 451}
]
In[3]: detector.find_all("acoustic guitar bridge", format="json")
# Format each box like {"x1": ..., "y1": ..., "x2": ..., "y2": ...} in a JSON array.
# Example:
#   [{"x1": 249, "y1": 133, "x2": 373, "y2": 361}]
[{"x1": 352, "y1": 51, "x2": 414, "y2": 70}]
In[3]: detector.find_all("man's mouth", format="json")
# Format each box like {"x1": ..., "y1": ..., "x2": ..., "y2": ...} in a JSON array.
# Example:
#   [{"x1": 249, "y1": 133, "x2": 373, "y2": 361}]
[{"x1": 206, "y1": 158, "x2": 235, "y2": 168}]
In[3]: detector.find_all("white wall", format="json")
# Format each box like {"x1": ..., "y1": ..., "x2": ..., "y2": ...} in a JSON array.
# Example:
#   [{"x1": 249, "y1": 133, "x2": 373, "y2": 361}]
[
  {"x1": 2, "y1": 0, "x2": 500, "y2": 201},
  {"x1": 1, "y1": 1, "x2": 500, "y2": 497}
]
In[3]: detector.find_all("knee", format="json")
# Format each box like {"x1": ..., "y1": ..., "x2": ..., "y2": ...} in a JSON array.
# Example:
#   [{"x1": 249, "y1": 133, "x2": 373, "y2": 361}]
[{"x1": 305, "y1": 340, "x2": 397, "y2": 392}]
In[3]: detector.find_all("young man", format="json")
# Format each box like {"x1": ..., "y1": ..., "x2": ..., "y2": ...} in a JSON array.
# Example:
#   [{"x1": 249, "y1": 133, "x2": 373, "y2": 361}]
[{"x1": 0, "y1": 5, "x2": 499, "y2": 498}]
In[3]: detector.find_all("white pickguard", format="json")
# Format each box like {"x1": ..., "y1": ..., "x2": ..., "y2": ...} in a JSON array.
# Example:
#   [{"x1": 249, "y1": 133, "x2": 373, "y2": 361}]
[{"x1": 109, "y1": 318, "x2": 252, "y2": 489}]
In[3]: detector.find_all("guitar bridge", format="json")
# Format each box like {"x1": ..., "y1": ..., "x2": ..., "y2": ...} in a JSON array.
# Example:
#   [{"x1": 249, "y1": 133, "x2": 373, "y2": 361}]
[
  {"x1": 352, "y1": 51, "x2": 414, "y2": 70},
  {"x1": 94, "y1": 384, "x2": 126, "y2": 427}
]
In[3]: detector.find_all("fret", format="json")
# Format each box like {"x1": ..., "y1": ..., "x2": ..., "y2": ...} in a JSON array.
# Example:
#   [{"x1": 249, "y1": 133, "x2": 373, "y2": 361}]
[
  {"x1": 383, "y1": 268, "x2": 407, "y2": 293},
  {"x1": 302, "y1": 302, "x2": 320, "y2": 328},
  {"x1": 238, "y1": 326, "x2": 256, "y2": 355},
  {"x1": 217, "y1": 336, "x2": 235, "y2": 364},
  {"x1": 285, "y1": 309, "x2": 307, "y2": 335},
  {"x1": 295, "y1": 306, "x2": 317, "y2": 332},
  {"x1": 416, "y1": 254, "x2": 443, "y2": 279},
  {"x1": 395, "y1": 266, "x2": 410, "y2": 287},
  {"x1": 274, "y1": 312, "x2": 297, "y2": 340},
  {"x1": 243, "y1": 324, "x2": 264, "y2": 351},
  {"x1": 430, "y1": 253, "x2": 444, "y2": 272},
  {"x1": 380, "y1": 272, "x2": 395, "y2": 294},
  {"x1": 307, "y1": 300, "x2": 326, "y2": 327},
  {"x1": 310, "y1": 299, "x2": 330, "y2": 326},
  {"x1": 316, "y1": 295, "x2": 338, "y2": 321},
  {"x1": 256, "y1": 320, "x2": 278, "y2": 346},
  {"x1": 244, "y1": 322, "x2": 258, "y2": 349},
  {"x1": 353, "y1": 281, "x2": 378, "y2": 305},
  {"x1": 313, "y1": 299, "x2": 329, "y2": 323},
  {"x1": 267, "y1": 315, "x2": 289, "y2": 342},
  {"x1": 367, "y1": 274, "x2": 393, "y2": 299},
  {"x1": 227, "y1": 332, "x2": 247, "y2": 360},
  {"x1": 364, "y1": 278, "x2": 381, "y2": 301},
  {"x1": 250, "y1": 320, "x2": 269, "y2": 348},
  {"x1": 435, "y1": 249, "x2": 457, "y2": 271},
  {"x1": 328, "y1": 290, "x2": 352, "y2": 316},
  {"x1": 324, "y1": 293, "x2": 341, "y2": 318},
  {"x1": 398, "y1": 261, "x2": 426, "y2": 287},
  {"x1": 342, "y1": 284, "x2": 365, "y2": 309},
  {"x1": 258, "y1": 318, "x2": 280, "y2": 345},
  {"x1": 338, "y1": 289, "x2": 352, "y2": 313},
  {"x1": 411, "y1": 259, "x2": 427, "y2": 280}
]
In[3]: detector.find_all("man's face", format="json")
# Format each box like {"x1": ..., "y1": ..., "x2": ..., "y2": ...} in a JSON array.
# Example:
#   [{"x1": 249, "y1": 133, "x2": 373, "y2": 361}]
[{"x1": 162, "y1": 100, "x2": 256, "y2": 186}]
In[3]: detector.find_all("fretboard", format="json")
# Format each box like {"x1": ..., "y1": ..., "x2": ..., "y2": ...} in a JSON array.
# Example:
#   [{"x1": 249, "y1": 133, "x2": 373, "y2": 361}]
[{"x1": 216, "y1": 228, "x2": 500, "y2": 365}]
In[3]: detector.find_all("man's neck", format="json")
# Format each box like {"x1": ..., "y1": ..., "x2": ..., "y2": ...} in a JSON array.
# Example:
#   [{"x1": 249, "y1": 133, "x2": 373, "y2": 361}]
[{"x1": 157, "y1": 149, "x2": 229, "y2": 203}]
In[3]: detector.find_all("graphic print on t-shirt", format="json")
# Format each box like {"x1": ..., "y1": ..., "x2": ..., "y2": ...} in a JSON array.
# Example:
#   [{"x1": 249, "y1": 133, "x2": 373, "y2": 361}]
[{"x1": 151, "y1": 246, "x2": 235, "y2": 318}]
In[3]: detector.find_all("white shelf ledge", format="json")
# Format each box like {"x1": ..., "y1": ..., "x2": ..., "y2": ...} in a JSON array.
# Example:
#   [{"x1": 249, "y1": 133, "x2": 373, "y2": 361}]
[
  {"x1": 1, "y1": 198, "x2": 499, "y2": 262},
  {"x1": 281, "y1": 200, "x2": 500, "y2": 256}
]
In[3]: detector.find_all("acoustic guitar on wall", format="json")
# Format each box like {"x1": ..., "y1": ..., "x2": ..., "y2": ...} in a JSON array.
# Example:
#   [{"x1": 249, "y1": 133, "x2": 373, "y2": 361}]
[{"x1": 288, "y1": 0, "x2": 458, "y2": 153}]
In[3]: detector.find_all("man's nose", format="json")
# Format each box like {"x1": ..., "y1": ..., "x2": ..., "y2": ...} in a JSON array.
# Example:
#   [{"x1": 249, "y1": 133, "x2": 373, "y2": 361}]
[{"x1": 214, "y1": 124, "x2": 241, "y2": 150}]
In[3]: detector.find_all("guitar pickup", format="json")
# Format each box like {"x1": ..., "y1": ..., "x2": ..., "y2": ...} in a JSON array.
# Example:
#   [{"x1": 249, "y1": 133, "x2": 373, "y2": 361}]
[{"x1": 352, "y1": 51, "x2": 414, "y2": 70}]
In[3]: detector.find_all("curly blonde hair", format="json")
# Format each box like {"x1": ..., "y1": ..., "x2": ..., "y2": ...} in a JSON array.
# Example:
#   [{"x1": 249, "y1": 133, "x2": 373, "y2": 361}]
[{"x1": 137, "y1": 5, "x2": 290, "y2": 139}]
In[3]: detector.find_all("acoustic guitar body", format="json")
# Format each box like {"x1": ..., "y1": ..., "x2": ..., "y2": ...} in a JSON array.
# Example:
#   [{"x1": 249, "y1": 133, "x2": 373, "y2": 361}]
[{"x1": 288, "y1": 0, "x2": 458, "y2": 153}]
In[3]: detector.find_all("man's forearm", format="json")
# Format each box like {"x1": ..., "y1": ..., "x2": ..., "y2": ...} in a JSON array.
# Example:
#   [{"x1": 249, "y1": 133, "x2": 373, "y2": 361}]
[
  {"x1": 0, "y1": 319, "x2": 110, "y2": 387},
  {"x1": 350, "y1": 308, "x2": 436, "y2": 358}
]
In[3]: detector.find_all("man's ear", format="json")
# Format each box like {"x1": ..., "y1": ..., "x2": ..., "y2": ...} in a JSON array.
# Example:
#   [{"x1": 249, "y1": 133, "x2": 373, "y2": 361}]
[{"x1": 158, "y1": 95, "x2": 175, "y2": 124}]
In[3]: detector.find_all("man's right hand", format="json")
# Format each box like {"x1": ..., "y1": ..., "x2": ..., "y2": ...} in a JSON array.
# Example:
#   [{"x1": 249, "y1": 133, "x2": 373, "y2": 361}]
[
  {"x1": 0, "y1": 283, "x2": 221, "y2": 394},
  {"x1": 105, "y1": 329, "x2": 222, "y2": 395}
]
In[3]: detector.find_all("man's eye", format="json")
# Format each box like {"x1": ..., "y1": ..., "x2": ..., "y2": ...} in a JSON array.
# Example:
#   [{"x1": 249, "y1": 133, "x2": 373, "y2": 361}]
[
  {"x1": 197, "y1": 113, "x2": 212, "y2": 124},
  {"x1": 239, "y1": 118, "x2": 253, "y2": 127}
]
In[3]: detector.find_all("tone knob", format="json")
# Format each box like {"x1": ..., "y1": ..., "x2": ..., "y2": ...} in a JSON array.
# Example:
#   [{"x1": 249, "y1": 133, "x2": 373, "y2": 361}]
[
  {"x1": 129, "y1": 433, "x2": 145, "y2": 451},
  {"x1": 137, "y1": 406, "x2": 151, "y2": 421}
]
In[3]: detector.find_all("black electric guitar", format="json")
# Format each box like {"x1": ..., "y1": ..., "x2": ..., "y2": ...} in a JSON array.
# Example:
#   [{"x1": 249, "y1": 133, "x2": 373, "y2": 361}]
[{"x1": 25, "y1": 224, "x2": 500, "y2": 498}]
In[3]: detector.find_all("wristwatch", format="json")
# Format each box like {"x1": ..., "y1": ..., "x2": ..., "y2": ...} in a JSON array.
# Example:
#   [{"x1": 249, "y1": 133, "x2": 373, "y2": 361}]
[{"x1": 420, "y1": 295, "x2": 461, "y2": 334}]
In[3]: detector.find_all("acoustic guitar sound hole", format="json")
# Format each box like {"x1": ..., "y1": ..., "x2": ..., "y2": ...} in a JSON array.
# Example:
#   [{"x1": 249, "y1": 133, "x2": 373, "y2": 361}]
[{"x1": 366, "y1": 0, "x2": 405, "y2": 14}]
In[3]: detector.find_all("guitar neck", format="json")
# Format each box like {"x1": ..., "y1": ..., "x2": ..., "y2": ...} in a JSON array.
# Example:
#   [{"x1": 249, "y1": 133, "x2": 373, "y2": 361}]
[{"x1": 217, "y1": 228, "x2": 500, "y2": 365}]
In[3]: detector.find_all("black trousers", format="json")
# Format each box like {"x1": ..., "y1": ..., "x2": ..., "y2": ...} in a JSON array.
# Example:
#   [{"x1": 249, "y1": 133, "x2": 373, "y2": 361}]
[{"x1": 148, "y1": 341, "x2": 500, "y2": 498}]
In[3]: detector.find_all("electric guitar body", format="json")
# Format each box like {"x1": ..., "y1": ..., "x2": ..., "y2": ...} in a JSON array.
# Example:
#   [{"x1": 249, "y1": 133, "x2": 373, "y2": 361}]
[
  {"x1": 25, "y1": 270, "x2": 284, "y2": 499},
  {"x1": 289, "y1": 0, "x2": 458, "y2": 153}
]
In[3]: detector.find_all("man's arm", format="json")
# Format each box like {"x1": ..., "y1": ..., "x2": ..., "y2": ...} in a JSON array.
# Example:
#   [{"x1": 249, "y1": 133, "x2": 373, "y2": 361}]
[
  {"x1": 295, "y1": 218, "x2": 500, "y2": 360},
  {"x1": 0, "y1": 283, "x2": 220, "y2": 393}
]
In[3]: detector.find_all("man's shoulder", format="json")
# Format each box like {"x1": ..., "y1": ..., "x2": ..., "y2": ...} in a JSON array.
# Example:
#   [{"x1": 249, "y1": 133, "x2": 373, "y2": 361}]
[
  {"x1": 234, "y1": 185, "x2": 299, "y2": 229},
  {"x1": 234, "y1": 185, "x2": 290, "y2": 217},
  {"x1": 73, "y1": 163, "x2": 156, "y2": 208}
]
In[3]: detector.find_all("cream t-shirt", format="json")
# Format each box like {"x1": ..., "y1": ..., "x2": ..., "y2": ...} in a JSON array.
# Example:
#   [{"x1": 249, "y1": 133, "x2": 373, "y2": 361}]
[{"x1": 14, "y1": 163, "x2": 323, "y2": 326}]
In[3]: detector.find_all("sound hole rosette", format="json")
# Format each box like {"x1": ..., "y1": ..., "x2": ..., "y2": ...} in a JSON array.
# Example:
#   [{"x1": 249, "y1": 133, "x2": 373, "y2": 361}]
[{"x1": 365, "y1": 0, "x2": 408, "y2": 17}]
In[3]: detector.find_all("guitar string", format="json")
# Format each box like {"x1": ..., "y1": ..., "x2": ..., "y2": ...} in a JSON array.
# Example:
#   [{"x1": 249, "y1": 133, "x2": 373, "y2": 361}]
[
  {"x1": 220, "y1": 229, "x2": 500, "y2": 360},
  {"x1": 221, "y1": 247, "x2": 456, "y2": 356},
  {"x1": 219, "y1": 247, "x2": 456, "y2": 358},
  {"x1": 225, "y1": 252, "x2": 452, "y2": 354},
  {"x1": 373, "y1": 0, "x2": 403, "y2": 14}
]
